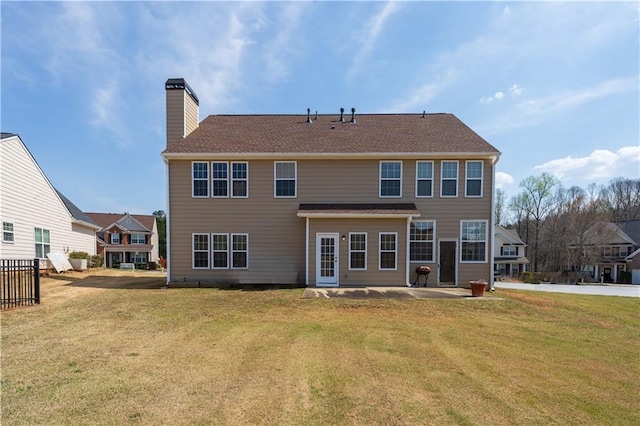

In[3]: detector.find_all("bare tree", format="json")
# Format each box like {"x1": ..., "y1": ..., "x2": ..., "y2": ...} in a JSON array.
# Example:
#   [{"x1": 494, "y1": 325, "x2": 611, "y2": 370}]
[
  {"x1": 495, "y1": 188, "x2": 506, "y2": 225},
  {"x1": 516, "y1": 173, "x2": 560, "y2": 272},
  {"x1": 599, "y1": 178, "x2": 640, "y2": 221}
]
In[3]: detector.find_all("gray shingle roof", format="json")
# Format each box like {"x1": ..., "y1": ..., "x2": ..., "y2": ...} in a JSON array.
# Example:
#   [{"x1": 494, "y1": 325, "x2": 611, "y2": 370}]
[
  {"x1": 162, "y1": 113, "x2": 500, "y2": 156},
  {"x1": 55, "y1": 189, "x2": 98, "y2": 227}
]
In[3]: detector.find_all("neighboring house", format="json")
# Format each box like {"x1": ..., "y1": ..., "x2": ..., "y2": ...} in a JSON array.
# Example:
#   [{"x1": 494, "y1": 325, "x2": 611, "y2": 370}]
[
  {"x1": 85, "y1": 212, "x2": 159, "y2": 268},
  {"x1": 626, "y1": 248, "x2": 640, "y2": 285},
  {"x1": 161, "y1": 78, "x2": 501, "y2": 288},
  {"x1": 576, "y1": 220, "x2": 640, "y2": 283},
  {"x1": 0, "y1": 133, "x2": 99, "y2": 261},
  {"x1": 493, "y1": 224, "x2": 528, "y2": 278}
]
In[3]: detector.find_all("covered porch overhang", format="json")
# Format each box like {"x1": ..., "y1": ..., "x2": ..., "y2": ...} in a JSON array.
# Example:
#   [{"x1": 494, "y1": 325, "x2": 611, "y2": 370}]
[{"x1": 297, "y1": 203, "x2": 421, "y2": 287}]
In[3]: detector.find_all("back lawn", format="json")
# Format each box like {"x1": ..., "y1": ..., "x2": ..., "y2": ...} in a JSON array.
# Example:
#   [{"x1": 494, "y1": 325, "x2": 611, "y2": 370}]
[{"x1": 1, "y1": 269, "x2": 638, "y2": 425}]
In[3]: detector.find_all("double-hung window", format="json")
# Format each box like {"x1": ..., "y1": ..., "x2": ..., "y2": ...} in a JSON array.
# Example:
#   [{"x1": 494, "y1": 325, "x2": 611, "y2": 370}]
[
  {"x1": 502, "y1": 245, "x2": 517, "y2": 256},
  {"x1": 131, "y1": 234, "x2": 145, "y2": 245},
  {"x1": 3, "y1": 222, "x2": 14, "y2": 243},
  {"x1": 410, "y1": 221, "x2": 435, "y2": 262},
  {"x1": 461, "y1": 220, "x2": 487, "y2": 262},
  {"x1": 232, "y1": 162, "x2": 248, "y2": 197},
  {"x1": 416, "y1": 161, "x2": 433, "y2": 197},
  {"x1": 441, "y1": 161, "x2": 458, "y2": 197},
  {"x1": 111, "y1": 233, "x2": 120, "y2": 244},
  {"x1": 379, "y1": 232, "x2": 397, "y2": 270},
  {"x1": 212, "y1": 162, "x2": 229, "y2": 197},
  {"x1": 465, "y1": 161, "x2": 483, "y2": 197},
  {"x1": 212, "y1": 233, "x2": 229, "y2": 268},
  {"x1": 349, "y1": 233, "x2": 367, "y2": 270},
  {"x1": 34, "y1": 227, "x2": 50, "y2": 259},
  {"x1": 193, "y1": 233, "x2": 210, "y2": 268},
  {"x1": 232, "y1": 234, "x2": 248, "y2": 268},
  {"x1": 380, "y1": 161, "x2": 402, "y2": 197},
  {"x1": 275, "y1": 162, "x2": 296, "y2": 197},
  {"x1": 192, "y1": 162, "x2": 209, "y2": 197}
]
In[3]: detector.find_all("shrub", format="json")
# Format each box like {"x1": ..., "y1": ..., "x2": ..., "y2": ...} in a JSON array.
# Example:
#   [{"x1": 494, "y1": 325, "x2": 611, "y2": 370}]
[
  {"x1": 158, "y1": 257, "x2": 167, "y2": 269},
  {"x1": 522, "y1": 271, "x2": 534, "y2": 283},
  {"x1": 68, "y1": 251, "x2": 90, "y2": 260},
  {"x1": 618, "y1": 271, "x2": 632, "y2": 284},
  {"x1": 135, "y1": 263, "x2": 148, "y2": 270},
  {"x1": 90, "y1": 255, "x2": 103, "y2": 268}
]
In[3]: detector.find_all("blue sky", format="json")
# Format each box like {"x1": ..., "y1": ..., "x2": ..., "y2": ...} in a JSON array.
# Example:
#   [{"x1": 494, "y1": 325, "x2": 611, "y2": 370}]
[{"x1": 2, "y1": 1, "x2": 638, "y2": 215}]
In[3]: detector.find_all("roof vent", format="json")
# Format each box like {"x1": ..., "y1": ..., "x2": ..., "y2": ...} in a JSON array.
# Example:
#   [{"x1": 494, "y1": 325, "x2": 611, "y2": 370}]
[
  {"x1": 339, "y1": 107, "x2": 345, "y2": 123},
  {"x1": 350, "y1": 107, "x2": 356, "y2": 124},
  {"x1": 306, "y1": 108, "x2": 312, "y2": 124},
  {"x1": 422, "y1": 110, "x2": 426, "y2": 118}
]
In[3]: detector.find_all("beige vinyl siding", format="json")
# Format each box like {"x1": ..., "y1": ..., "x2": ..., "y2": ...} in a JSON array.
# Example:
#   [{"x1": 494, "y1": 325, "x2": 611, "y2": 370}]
[
  {"x1": 166, "y1": 89, "x2": 199, "y2": 145},
  {"x1": 308, "y1": 218, "x2": 407, "y2": 286},
  {"x1": 168, "y1": 158, "x2": 494, "y2": 286},
  {"x1": 0, "y1": 136, "x2": 96, "y2": 259}
]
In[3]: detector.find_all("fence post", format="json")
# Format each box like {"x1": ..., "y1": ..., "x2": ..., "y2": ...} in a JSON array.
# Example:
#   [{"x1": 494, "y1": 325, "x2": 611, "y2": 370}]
[{"x1": 34, "y1": 258, "x2": 40, "y2": 304}]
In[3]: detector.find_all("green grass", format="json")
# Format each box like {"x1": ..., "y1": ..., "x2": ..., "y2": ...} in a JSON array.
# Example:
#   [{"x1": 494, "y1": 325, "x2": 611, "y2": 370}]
[{"x1": 1, "y1": 272, "x2": 639, "y2": 425}]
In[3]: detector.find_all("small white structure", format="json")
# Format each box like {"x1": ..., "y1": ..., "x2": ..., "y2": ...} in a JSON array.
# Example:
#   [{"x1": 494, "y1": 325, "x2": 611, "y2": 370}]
[{"x1": 0, "y1": 133, "x2": 100, "y2": 263}]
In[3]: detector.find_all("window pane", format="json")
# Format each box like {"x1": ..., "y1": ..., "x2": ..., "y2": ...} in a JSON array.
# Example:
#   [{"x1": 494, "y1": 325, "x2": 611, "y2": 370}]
[
  {"x1": 276, "y1": 180, "x2": 295, "y2": 196},
  {"x1": 417, "y1": 162, "x2": 432, "y2": 179},
  {"x1": 276, "y1": 162, "x2": 295, "y2": 179},
  {"x1": 350, "y1": 252, "x2": 365, "y2": 269},
  {"x1": 466, "y1": 180, "x2": 481, "y2": 196},
  {"x1": 35, "y1": 227, "x2": 42, "y2": 243},
  {"x1": 193, "y1": 234, "x2": 209, "y2": 251},
  {"x1": 35, "y1": 244, "x2": 43, "y2": 259},
  {"x1": 442, "y1": 162, "x2": 458, "y2": 178},
  {"x1": 193, "y1": 163, "x2": 208, "y2": 179},
  {"x1": 194, "y1": 252, "x2": 209, "y2": 268},
  {"x1": 213, "y1": 252, "x2": 228, "y2": 268},
  {"x1": 193, "y1": 180, "x2": 208, "y2": 197},
  {"x1": 232, "y1": 252, "x2": 247, "y2": 268},
  {"x1": 232, "y1": 234, "x2": 247, "y2": 250},
  {"x1": 233, "y1": 163, "x2": 247, "y2": 179},
  {"x1": 212, "y1": 162, "x2": 228, "y2": 179},
  {"x1": 467, "y1": 161, "x2": 482, "y2": 178},
  {"x1": 417, "y1": 180, "x2": 432, "y2": 196},
  {"x1": 380, "y1": 180, "x2": 401, "y2": 196},
  {"x1": 232, "y1": 181, "x2": 247, "y2": 197},
  {"x1": 442, "y1": 180, "x2": 457, "y2": 196},
  {"x1": 212, "y1": 180, "x2": 228, "y2": 197},
  {"x1": 380, "y1": 252, "x2": 396, "y2": 269},
  {"x1": 212, "y1": 235, "x2": 228, "y2": 250}
]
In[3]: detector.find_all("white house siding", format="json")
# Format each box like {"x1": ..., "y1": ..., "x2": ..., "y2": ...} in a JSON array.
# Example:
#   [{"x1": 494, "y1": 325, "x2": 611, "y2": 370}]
[{"x1": 0, "y1": 135, "x2": 96, "y2": 260}]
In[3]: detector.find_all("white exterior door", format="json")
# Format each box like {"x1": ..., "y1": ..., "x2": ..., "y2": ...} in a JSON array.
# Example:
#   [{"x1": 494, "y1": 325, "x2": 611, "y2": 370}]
[{"x1": 316, "y1": 233, "x2": 338, "y2": 286}]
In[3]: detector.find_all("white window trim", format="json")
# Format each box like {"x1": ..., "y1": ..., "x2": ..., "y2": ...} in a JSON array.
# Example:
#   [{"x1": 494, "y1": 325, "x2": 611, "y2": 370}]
[
  {"x1": 211, "y1": 161, "x2": 229, "y2": 198},
  {"x1": 274, "y1": 161, "x2": 297, "y2": 198},
  {"x1": 440, "y1": 160, "x2": 459, "y2": 198},
  {"x1": 131, "y1": 234, "x2": 145, "y2": 245},
  {"x1": 192, "y1": 161, "x2": 210, "y2": 198},
  {"x1": 379, "y1": 161, "x2": 403, "y2": 198},
  {"x1": 348, "y1": 232, "x2": 367, "y2": 271},
  {"x1": 415, "y1": 161, "x2": 434, "y2": 198},
  {"x1": 34, "y1": 227, "x2": 51, "y2": 259},
  {"x1": 465, "y1": 160, "x2": 483, "y2": 198},
  {"x1": 111, "y1": 233, "x2": 120, "y2": 244},
  {"x1": 379, "y1": 232, "x2": 398, "y2": 271},
  {"x1": 460, "y1": 220, "x2": 488, "y2": 263},
  {"x1": 231, "y1": 233, "x2": 249, "y2": 269},
  {"x1": 192, "y1": 233, "x2": 210, "y2": 269},
  {"x1": 409, "y1": 220, "x2": 435, "y2": 262},
  {"x1": 212, "y1": 233, "x2": 229, "y2": 269},
  {"x1": 503, "y1": 245, "x2": 517, "y2": 256},
  {"x1": 2, "y1": 221, "x2": 15, "y2": 243},
  {"x1": 231, "y1": 162, "x2": 249, "y2": 198}
]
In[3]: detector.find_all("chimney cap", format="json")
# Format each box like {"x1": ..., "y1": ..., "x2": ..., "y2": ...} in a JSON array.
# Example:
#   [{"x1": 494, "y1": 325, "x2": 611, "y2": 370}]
[{"x1": 165, "y1": 78, "x2": 199, "y2": 105}]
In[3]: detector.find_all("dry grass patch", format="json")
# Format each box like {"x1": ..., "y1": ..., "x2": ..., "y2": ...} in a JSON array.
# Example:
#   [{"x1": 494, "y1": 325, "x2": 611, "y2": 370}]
[{"x1": 1, "y1": 270, "x2": 639, "y2": 425}]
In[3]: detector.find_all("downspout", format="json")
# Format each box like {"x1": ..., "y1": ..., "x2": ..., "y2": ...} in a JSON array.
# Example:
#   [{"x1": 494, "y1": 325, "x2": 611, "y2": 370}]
[
  {"x1": 489, "y1": 155, "x2": 500, "y2": 290},
  {"x1": 305, "y1": 217, "x2": 309, "y2": 286},
  {"x1": 165, "y1": 156, "x2": 171, "y2": 285},
  {"x1": 406, "y1": 217, "x2": 411, "y2": 287}
]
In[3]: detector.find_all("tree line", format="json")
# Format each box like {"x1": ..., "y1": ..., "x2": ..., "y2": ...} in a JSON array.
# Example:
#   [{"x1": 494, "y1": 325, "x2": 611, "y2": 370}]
[{"x1": 496, "y1": 175, "x2": 640, "y2": 275}]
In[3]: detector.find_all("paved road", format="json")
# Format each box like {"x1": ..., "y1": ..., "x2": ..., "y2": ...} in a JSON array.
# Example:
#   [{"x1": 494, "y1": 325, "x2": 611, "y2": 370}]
[{"x1": 495, "y1": 282, "x2": 640, "y2": 298}]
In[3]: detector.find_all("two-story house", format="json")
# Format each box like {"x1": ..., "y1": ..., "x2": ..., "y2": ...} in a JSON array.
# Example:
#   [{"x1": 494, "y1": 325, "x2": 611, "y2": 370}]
[
  {"x1": 85, "y1": 212, "x2": 159, "y2": 268},
  {"x1": 494, "y1": 224, "x2": 528, "y2": 279},
  {"x1": 162, "y1": 78, "x2": 501, "y2": 288},
  {"x1": 575, "y1": 220, "x2": 640, "y2": 283},
  {"x1": 1, "y1": 133, "x2": 99, "y2": 262}
]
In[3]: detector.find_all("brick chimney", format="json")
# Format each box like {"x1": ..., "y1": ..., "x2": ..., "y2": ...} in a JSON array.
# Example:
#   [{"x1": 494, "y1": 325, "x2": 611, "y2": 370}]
[{"x1": 165, "y1": 78, "x2": 199, "y2": 146}]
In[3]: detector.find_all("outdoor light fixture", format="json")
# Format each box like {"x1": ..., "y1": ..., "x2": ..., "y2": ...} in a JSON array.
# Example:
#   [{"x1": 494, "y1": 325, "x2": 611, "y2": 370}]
[{"x1": 342, "y1": 235, "x2": 346, "y2": 241}]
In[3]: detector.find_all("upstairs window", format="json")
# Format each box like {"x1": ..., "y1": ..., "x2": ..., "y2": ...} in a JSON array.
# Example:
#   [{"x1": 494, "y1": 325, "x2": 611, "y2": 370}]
[
  {"x1": 441, "y1": 161, "x2": 458, "y2": 197},
  {"x1": 232, "y1": 162, "x2": 248, "y2": 197},
  {"x1": 111, "y1": 233, "x2": 120, "y2": 244},
  {"x1": 275, "y1": 162, "x2": 297, "y2": 197},
  {"x1": 465, "y1": 161, "x2": 483, "y2": 197},
  {"x1": 416, "y1": 161, "x2": 433, "y2": 197},
  {"x1": 34, "y1": 227, "x2": 50, "y2": 259},
  {"x1": 212, "y1": 162, "x2": 229, "y2": 197},
  {"x1": 192, "y1": 162, "x2": 209, "y2": 197},
  {"x1": 461, "y1": 221, "x2": 487, "y2": 262},
  {"x1": 502, "y1": 245, "x2": 517, "y2": 256},
  {"x1": 410, "y1": 221, "x2": 434, "y2": 262},
  {"x1": 3, "y1": 222, "x2": 14, "y2": 243},
  {"x1": 380, "y1": 161, "x2": 402, "y2": 197},
  {"x1": 131, "y1": 234, "x2": 146, "y2": 245}
]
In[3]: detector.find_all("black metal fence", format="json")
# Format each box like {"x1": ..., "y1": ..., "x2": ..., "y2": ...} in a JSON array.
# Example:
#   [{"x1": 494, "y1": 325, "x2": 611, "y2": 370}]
[{"x1": 1, "y1": 259, "x2": 40, "y2": 309}]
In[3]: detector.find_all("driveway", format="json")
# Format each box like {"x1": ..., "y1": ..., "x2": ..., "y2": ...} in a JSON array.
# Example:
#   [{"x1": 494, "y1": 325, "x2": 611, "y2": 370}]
[{"x1": 495, "y1": 282, "x2": 640, "y2": 298}]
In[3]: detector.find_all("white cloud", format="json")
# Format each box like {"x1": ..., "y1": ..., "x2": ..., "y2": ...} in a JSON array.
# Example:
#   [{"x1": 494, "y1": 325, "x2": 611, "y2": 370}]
[
  {"x1": 495, "y1": 172, "x2": 515, "y2": 188},
  {"x1": 261, "y1": 3, "x2": 307, "y2": 83},
  {"x1": 494, "y1": 91, "x2": 504, "y2": 100},
  {"x1": 509, "y1": 84, "x2": 523, "y2": 95},
  {"x1": 348, "y1": 1, "x2": 402, "y2": 78},
  {"x1": 534, "y1": 146, "x2": 640, "y2": 183}
]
